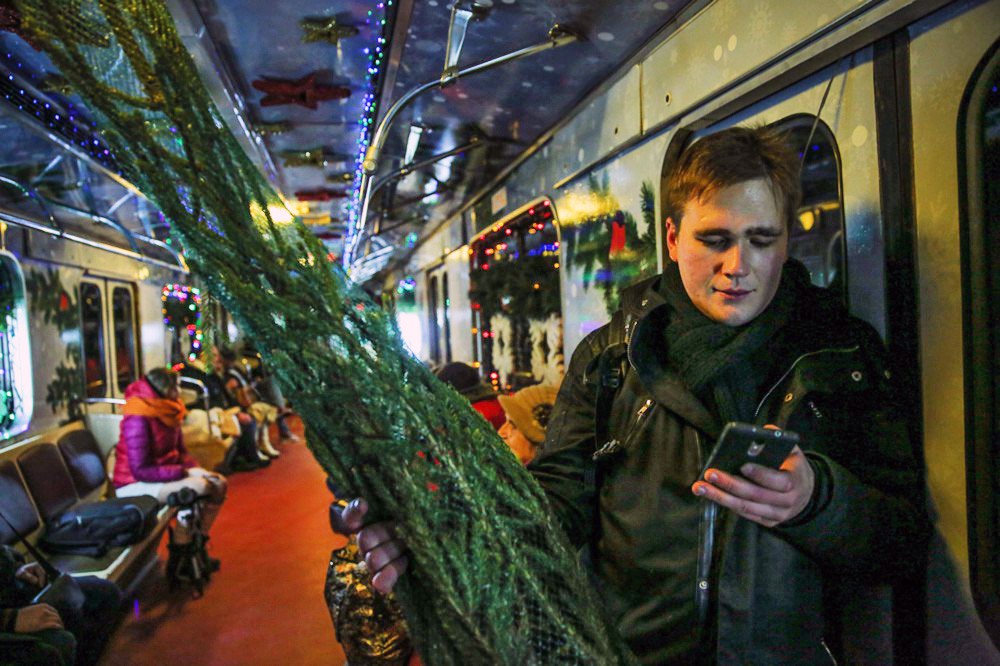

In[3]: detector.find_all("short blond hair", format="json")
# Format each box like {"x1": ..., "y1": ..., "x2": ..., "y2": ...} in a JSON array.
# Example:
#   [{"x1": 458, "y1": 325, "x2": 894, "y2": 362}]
[{"x1": 666, "y1": 125, "x2": 801, "y2": 230}]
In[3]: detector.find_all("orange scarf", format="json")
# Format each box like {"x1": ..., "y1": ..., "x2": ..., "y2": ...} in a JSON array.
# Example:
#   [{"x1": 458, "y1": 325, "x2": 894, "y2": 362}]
[{"x1": 124, "y1": 395, "x2": 187, "y2": 428}]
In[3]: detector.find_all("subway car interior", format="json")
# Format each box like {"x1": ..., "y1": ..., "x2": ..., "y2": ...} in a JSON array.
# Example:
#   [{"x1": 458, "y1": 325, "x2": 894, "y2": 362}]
[{"x1": 0, "y1": 0, "x2": 998, "y2": 664}]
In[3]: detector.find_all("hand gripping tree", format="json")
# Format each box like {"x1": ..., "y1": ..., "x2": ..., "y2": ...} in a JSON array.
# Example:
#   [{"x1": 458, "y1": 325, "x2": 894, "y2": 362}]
[{"x1": 13, "y1": 1, "x2": 635, "y2": 663}]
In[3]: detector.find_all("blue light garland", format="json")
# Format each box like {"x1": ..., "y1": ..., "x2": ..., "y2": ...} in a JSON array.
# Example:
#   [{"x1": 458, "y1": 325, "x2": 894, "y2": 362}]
[
  {"x1": 343, "y1": 0, "x2": 393, "y2": 263},
  {"x1": 0, "y1": 50, "x2": 118, "y2": 169}
]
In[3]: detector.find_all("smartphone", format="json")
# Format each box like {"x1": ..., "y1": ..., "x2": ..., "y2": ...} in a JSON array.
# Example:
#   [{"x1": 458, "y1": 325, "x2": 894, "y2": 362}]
[{"x1": 701, "y1": 422, "x2": 800, "y2": 477}]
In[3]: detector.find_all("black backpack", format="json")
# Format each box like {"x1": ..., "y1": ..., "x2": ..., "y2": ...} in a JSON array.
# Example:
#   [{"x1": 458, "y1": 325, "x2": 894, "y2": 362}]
[{"x1": 39, "y1": 496, "x2": 160, "y2": 557}]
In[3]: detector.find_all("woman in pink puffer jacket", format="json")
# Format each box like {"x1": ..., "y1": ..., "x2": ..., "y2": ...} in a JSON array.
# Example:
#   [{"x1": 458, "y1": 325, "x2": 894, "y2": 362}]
[{"x1": 114, "y1": 368, "x2": 227, "y2": 576}]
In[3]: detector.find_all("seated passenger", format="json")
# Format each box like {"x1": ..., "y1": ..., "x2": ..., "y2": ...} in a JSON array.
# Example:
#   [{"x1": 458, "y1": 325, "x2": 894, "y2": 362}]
[
  {"x1": 0, "y1": 544, "x2": 122, "y2": 666},
  {"x1": 194, "y1": 352, "x2": 267, "y2": 473},
  {"x1": 496, "y1": 384, "x2": 559, "y2": 465},
  {"x1": 113, "y1": 368, "x2": 228, "y2": 575},
  {"x1": 432, "y1": 362, "x2": 505, "y2": 431},
  {"x1": 215, "y1": 347, "x2": 282, "y2": 459},
  {"x1": 241, "y1": 344, "x2": 299, "y2": 442}
]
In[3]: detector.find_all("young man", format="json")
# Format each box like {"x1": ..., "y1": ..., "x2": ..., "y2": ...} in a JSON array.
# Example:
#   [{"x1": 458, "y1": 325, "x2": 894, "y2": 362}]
[{"x1": 333, "y1": 126, "x2": 930, "y2": 664}]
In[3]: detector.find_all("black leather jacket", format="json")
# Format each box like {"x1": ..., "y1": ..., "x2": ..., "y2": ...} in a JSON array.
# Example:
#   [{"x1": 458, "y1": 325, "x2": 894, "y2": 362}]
[{"x1": 530, "y1": 274, "x2": 930, "y2": 665}]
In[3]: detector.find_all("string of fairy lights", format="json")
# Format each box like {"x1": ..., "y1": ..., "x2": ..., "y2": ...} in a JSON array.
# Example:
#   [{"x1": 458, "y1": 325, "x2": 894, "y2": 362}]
[
  {"x1": 0, "y1": 49, "x2": 117, "y2": 169},
  {"x1": 161, "y1": 283, "x2": 204, "y2": 362},
  {"x1": 344, "y1": 0, "x2": 393, "y2": 262}
]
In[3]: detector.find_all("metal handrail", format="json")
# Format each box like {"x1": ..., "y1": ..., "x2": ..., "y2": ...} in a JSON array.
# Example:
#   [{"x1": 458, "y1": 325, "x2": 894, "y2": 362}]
[
  {"x1": 368, "y1": 138, "x2": 485, "y2": 233},
  {"x1": 0, "y1": 174, "x2": 63, "y2": 232},
  {"x1": 0, "y1": 170, "x2": 188, "y2": 273},
  {"x1": 179, "y1": 376, "x2": 210, "y2": 412},
  {"x1": 47, "y1": 199, "x2": 142, "y2": 254},
  {"x1": 0, "y1": 209, "x2": 187, "y2": 274},
  {"x1": 83, "y1": 397, "x2": 127, "y2": 406},
  {"x1": 346, "y1": 24, "x2": 580, "y2": 265}
]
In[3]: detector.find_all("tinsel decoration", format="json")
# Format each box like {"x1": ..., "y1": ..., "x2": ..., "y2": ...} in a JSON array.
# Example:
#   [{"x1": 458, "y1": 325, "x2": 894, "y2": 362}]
[
  {"x1": 280, "y1": 148, "x2": 344, "y2": 168},
  {"x1": 12, "y1": 2, "x2": 636, "y2": 663},
  {"x1": 300, "y1": 16, "x2": 359, "y2": 45}
]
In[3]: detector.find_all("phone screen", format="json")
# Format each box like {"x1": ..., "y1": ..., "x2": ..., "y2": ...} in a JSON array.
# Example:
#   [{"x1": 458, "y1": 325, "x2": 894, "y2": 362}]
[{"x1": 701, "y1": 422, "x2": 800, "y2": 477}]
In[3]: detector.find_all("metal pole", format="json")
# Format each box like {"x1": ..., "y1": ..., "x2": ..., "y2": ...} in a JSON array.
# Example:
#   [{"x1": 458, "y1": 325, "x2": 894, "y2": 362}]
[{"x1": 346, "y1": 24, "x2": 578, "y2": 267}]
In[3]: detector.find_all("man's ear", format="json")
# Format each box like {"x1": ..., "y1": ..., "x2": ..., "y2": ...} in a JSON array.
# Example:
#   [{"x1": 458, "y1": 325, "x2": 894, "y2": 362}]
[{"x1": 665, "y1": 217, "x2": 679, "y2": 262}]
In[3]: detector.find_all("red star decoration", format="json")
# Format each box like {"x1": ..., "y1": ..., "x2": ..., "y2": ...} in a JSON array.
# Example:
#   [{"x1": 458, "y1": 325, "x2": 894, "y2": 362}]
[
  {"x1": 251, "y1": 73, "x2": 350, "y2": 109},
  {"x1": 294, "y1": 188, "x2": 349, "y2": 202}
]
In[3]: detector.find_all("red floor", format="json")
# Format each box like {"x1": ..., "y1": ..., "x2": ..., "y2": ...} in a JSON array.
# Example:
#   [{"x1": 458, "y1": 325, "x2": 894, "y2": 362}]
[{"x1": 100, "y1": 420, "x2": 349, "y2": 665}]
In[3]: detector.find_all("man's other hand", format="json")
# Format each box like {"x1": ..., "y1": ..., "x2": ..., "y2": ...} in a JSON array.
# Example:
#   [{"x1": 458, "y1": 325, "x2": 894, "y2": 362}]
[
  {"x1": 329, "y1": 490, "x2": 410, "y2": 595},
  {"x1": 692, "y1": 444, "x2": 815, "y2": 528},
  {"x1": 14, "y1": 561, "x2": 47, "y2": 588},
  {"x1": 14, "y1": 604, "x2": 63, "y2": 633}
]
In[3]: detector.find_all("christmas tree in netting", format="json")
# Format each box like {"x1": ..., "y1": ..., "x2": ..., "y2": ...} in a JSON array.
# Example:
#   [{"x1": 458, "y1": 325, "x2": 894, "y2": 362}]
[{"x1": 12, "y1": 1, "x2": 635, "y2": 663}]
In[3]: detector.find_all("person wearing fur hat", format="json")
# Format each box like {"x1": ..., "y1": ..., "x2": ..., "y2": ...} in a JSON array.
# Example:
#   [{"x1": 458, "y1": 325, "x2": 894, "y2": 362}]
[{"x1": 497, "y1": 384, "x2": 559, "y2": 465}]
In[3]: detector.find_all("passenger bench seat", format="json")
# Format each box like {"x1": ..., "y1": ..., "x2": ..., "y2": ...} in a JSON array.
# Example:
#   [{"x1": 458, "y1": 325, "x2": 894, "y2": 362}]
[
  {"x1": 58, "y1": 429, "x2": 112, "y2": 502},
  {"x1": 0, "y1": 459, "x2": 42, "y2": 546}
]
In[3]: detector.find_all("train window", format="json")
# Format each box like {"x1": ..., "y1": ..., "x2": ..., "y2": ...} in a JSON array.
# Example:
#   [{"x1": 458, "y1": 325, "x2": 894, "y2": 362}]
[
  {"x1": 0, "y1": 253, "x2": 32, "y2": 441},
  {"x1": 80, "y1": 282, "x2": 107, "y2": 398},
  {"x1": 427, "y1": 275, "x2": 441, "y2": 365},
  {"x1": 771, "y1": 116, "x2": 846, "y2": 297},
  {"x1": 441, "y1": 272, "x2": 452, "y2": 363},
  {"x1": 961, "y1": 43, "x2": 1000, "y2": 639},
  {"x1": 112, "y1": 286, "x2": 138, "y2": 392}
]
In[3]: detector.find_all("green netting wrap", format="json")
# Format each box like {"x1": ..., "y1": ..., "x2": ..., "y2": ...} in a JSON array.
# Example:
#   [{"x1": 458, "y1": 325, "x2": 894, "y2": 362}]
[{"x1": 13, "y1": 2, "x2": 635, "y2": 663}]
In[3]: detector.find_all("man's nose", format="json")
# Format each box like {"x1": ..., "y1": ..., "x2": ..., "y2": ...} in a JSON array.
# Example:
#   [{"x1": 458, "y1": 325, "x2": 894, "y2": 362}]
[{"x1": 722, "y1": 243, "x2": 750, "y2": 278}]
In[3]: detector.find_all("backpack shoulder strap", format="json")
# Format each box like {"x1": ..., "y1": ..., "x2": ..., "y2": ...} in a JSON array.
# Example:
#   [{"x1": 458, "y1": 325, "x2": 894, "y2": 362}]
[{"x1": 593, "y1": 308, "x2": 631, "y2": 459}]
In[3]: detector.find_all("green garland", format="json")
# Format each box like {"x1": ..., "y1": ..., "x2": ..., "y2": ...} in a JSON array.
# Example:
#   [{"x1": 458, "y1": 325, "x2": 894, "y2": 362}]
[
  {"x1": 14, "y1": 2, "x2": 635, "y2": 663},
  {"x1": 468, "y1": 253, "x2": 560, "y2": 322}
]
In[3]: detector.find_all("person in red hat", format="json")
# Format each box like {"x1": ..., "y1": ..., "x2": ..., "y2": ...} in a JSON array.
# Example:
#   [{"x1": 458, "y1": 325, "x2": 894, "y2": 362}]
[{"x1": 432, "y1": 362, "x2": 505, "y2": 431}]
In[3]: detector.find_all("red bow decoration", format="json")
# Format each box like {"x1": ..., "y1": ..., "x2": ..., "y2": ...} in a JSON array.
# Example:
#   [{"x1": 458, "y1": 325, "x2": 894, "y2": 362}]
[
  {"x1": 294, "y1": 189, "x2": 349, "y2": 202},
  {"x1": 609, "y1": 211, "x2": 627, "y2": 257},
  {"x1": 252, "y1": 73, "x2": 350, "y2": 109}
]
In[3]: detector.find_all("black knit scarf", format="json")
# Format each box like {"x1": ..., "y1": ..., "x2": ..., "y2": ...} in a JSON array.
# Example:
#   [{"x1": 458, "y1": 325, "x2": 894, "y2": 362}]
[{"x1": 661, "y1": 260, "x2": 808, "y2": 423}]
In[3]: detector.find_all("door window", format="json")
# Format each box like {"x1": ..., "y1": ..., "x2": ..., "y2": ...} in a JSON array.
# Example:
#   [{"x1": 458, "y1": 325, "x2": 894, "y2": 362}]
[
  {"x1": 80, "y1": 282, "x2": 107, "y2": 398},
  {"x1": 112, "y1": 286, "x2": 138, "y2": 391}
]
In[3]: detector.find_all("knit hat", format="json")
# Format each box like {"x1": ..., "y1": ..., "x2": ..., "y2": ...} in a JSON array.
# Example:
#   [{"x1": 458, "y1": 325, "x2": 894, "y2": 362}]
[
  {"x1": 434, "y1": 362, "x2": 497, "y2": 403},
  {"x1": 497, "y1": 384, "x2": 559, "y2": 445}
]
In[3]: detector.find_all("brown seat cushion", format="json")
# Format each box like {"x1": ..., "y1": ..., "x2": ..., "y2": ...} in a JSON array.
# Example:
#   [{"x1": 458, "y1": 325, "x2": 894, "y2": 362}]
[
  {"x1": 17, "y1": 444, "x2": 79, "y2": 523},
  {"x1": 0, "y1": 459, "x2": 41, "y2": 544},
  {"x1": 57, "y1": 429, "x2": 108, "y2": 498}
]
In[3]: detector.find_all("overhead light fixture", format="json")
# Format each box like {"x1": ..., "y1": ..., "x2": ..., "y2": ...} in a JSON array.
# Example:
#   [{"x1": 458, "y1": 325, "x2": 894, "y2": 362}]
[
  {"x1": 403, "y1": 124, "x2": 424, "y2": 165},
  {"x1": 442, "y1": 1, "x2": 493, "y2": 85}
]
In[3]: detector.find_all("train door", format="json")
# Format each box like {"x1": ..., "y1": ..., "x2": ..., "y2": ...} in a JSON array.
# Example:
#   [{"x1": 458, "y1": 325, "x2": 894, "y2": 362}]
[
  {"x1": 425, "y1": 267, "x2": 446, "y2": 367},
  {"x1": 80, "y1": 278, "x2": 140, "y2": 411},
  {"x1": 907, "y1": 1, "x2": 1000, "y2": 660}
]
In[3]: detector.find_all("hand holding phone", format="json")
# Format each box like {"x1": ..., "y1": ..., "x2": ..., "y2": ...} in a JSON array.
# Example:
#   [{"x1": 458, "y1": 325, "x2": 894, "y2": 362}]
[{"x1": 701, "y1": 422, "x2": 799, "y2": 478}]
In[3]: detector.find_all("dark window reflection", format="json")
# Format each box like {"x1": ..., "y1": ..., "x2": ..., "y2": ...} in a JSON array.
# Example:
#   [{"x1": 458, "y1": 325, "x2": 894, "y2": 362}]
[
  {"x1": 427, "y1": 275, "x2": 441, "y2": 365},
  {"x1": 775, "y1": 118, "x2": 846, "y2": 298},
  {"x1": 80, "y1": 282, "x2": 106, "y2": 398},
  {"x1": 112, "y1": 287, "x2": 137, "y2": 392}
]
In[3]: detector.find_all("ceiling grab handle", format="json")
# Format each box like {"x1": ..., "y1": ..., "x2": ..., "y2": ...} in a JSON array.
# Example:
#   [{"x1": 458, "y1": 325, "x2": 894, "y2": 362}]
[
  {"x1": 441, "y1": 1, "x2": 493, "y2": 86},
  {"x1": 348, "y1": 23, "x2": 580, "y2": 267}
]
